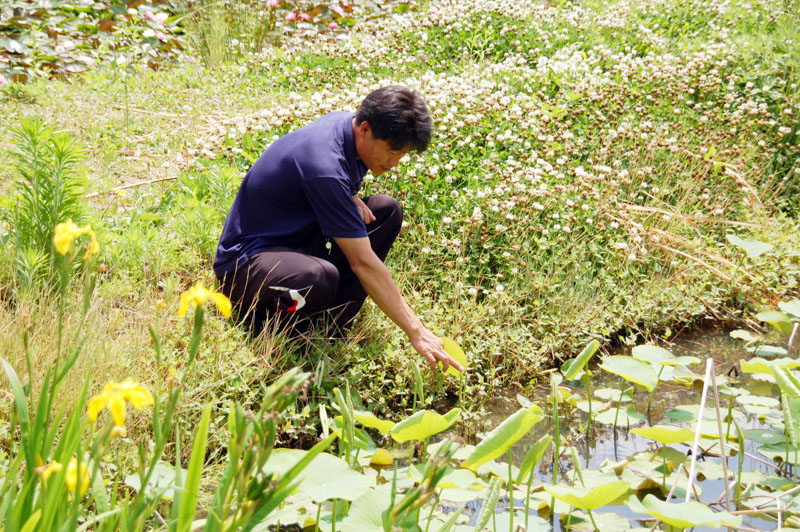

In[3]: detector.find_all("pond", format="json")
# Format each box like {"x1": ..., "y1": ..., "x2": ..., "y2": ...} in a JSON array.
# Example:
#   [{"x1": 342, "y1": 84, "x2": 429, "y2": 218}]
[{"x1": 455, "y1": 325, "x2": 789, "y2": 531}]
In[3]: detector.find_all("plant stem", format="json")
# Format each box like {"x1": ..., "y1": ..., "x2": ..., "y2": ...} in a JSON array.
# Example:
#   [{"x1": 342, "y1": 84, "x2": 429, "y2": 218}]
[{"x1": 508, "y1": 448, "x2": 514, "y2": 532}]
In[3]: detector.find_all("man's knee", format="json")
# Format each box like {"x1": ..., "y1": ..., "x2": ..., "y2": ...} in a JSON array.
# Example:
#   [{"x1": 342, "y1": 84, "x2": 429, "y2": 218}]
[
  {"x1": 276, "y1": 259, "x2": 339, "y2": 314},
  {"x1": 367, "y1": 194, "x2": 403, "y2": 232}
]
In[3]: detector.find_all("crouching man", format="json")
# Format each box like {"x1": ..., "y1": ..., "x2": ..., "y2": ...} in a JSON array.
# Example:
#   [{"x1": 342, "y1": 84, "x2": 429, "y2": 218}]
[{"x1": 213, "y1": 86, "x2": 463, "y2": 372}]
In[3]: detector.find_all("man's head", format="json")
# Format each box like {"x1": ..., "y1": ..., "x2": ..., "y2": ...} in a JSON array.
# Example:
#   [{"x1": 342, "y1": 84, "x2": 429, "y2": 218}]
[{"x1": 354, "y1": 86, "x2": 432, "y2": 175}]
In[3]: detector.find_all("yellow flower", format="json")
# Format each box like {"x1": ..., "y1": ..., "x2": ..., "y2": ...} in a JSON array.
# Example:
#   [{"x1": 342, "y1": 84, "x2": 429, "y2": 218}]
[
  {"x1": 39, "y1": 460, "x2": 63, "y2": 481},
  {"x1": 178, "y1": 282, "x2": 232, "y2": 318},
  {"x1": 65, "y1": 457, "x2": 90, "y2": 495},
  {"x1": 53, "y1": 219, "x2": 100, "y2": 260},
  {"x1": 88, "y1": 379, "x2": 154, "y2": 427}
]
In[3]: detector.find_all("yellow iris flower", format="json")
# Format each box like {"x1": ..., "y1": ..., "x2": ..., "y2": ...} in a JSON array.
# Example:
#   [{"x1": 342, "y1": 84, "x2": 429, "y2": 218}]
[
  {"x1": 87, "y1": 379, "x2": 154, "y2": 427},
  {"x1": 53, "y1": 219, "x2": 100, "y2": 259},
  {"x1": 39, "y1": 460, "x2": 63, "y2": 481},
  {"x1": 65, "y1": 457, "x2": 90, "y2": 495},
  {"x1": 178, "y1": 282, "x2": 232, "y2": 318}
]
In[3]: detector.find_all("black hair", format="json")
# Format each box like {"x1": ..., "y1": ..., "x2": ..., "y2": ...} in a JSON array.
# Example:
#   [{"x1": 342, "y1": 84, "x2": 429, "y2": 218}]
[{"x1": 355, "y1": 86, "x2": 433, "y2": 152}]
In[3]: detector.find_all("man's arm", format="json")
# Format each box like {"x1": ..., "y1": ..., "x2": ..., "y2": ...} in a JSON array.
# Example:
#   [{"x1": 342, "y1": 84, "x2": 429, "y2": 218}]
[{"x1": 334, "y1": 236, "x2": 464, "y2": 373}]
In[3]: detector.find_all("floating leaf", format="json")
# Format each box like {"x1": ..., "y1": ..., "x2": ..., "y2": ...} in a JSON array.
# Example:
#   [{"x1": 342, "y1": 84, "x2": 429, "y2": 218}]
[
  {"x1": 746, "y1": 344, "x2": 788, "y2": 357},
  {"x1": 756, "y1": 310, "x2": 794, "y2": 336},
  {"x1": 600, "y1": 356, "x2": 658, "y2": 391},
  {"x1": 442, "y1": 337, "x2": 469, "y2": 376},
  {"x1": 730, "y1": 329, "x2": 761, "y2": 343},
  {"x1": 562, "y1": 339, "x2": 600, "y2": 380},
  {"x1": 369, "y1": 448, "x2": 393, "y2": 467},
  {"x1": 631, "y1": 425, "x2": 694, "y2": 445},
  {"x1": 462, "y1": 405, "x2": 544, "y2": 471},
  {"x1": 595, "y1": 404, "x2": 644, "y2": 427},
  {"x1": 594, "y1": 388, "x2": 633, "y2": 402},
  {"x1": 263, "y1": 449, "x2": 373, "y2": 502},
  {"x1": 726, "y1": 234, "x2": 773, "y2": 258},
  {"x1": 390, "y1": 408, "x2": 460, "y2": 443},
  {"x1": 628, "y1": 494, "x2": 742, "y2": 528},
  {"x1": 743, "y1": 429, "x2": 786, "y2": 445},
  {"x1": 544, "y1": 480, "x2": 630, "y2": 511},
  {"x1": 353, "y1": 410, "x2": 395, "y2": 434}
]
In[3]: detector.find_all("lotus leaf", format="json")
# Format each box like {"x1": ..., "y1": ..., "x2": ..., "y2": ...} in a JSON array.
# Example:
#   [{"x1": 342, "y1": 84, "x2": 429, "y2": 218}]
[
  {"x1": 730, "y1": 329, "x2": 762, "y2": 343},
  {"x1": 390, "y1": 407, "x2": 460, "y2": 443},
  {"x1": 543, "y1": 479, "x2": 630, "y2": 510},
  {"x1": 630, "y1": 425, "x2": 694, "y2": 444},
  {"x1": 779, "y1": 299, "x2": 800, "y2": 320},
  {"x1": 594, "y1": 404, "x2": 644, "y2": 426},
  {"x1": 600, "y1": 356, "x2": 658, "y2": 391},
  {"x1": 442, "y1": 337, "x2": 469, "y2": 376},
  {"x1": 462, "y1": 405, "x2": 543, "y2": 471},
  {"x1": 263, "y1": 449, "x2": 374, "y2": 502},
  {"x1": 755, "y1": 309, "x2": 794, "y2": 336},
  {"x1": 631, "y1": 344, "x2": 674, "y2": 365},
  {"x1": 628, "y1": 494, "x2": 742, "y2": 528},
  {"x1": 747, "y1": 344, "x2": 789, "y2": 357},
  {"x1": 353, "y1": 410, "x2": 395, "y2": 434},
  {"x1": 561, "y1": 339, "x2": 600, "y2": 380}
]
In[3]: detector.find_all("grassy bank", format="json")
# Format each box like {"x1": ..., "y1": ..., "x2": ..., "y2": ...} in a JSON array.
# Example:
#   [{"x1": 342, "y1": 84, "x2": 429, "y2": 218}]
[{"x1": 1, "y1": 0, "x2": 799, "y2": 447}]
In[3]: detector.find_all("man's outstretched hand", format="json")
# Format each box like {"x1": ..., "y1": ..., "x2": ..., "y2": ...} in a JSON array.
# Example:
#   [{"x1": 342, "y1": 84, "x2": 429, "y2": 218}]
[{"x1": 409, "y1": 328, "x2": 465, "y2": 373}]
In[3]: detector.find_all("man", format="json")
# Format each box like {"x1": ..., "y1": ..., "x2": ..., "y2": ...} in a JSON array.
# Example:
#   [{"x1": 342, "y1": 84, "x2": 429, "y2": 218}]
[{"x1": 214, "y1": 86, "x2": 463, "y2": 373}]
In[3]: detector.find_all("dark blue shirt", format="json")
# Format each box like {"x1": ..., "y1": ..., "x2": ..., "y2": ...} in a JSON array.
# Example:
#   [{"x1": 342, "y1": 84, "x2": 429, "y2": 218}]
[{"x1": 214, "y1": 111, "x2": 369, "y2": 276}]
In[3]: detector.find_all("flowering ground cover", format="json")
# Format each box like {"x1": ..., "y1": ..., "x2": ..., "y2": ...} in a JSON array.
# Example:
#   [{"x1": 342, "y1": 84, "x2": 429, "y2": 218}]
[{"x1": 0, "y1": 0, "x2": 799, "y2": 528}]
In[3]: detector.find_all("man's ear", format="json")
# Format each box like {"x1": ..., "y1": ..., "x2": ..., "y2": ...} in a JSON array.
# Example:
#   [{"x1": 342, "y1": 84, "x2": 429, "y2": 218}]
[{"x1": 358, "y1": 120, "x2": 372, "y2": 138}]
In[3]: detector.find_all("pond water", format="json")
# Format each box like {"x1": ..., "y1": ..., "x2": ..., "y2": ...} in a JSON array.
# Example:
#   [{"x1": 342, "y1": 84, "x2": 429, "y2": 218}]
[{"x1": 465, "y1": 325, "x2": 786, "y2": 531}]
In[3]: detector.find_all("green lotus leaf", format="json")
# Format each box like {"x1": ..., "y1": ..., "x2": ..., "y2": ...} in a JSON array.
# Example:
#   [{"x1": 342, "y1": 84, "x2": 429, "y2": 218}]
[
  {"x1": 726, "y1": 233, "x2": 773, "y2": 258},
  {"x1": 772, "y1": 367, "x2": 800, "y2": 397},
  {"x1": 743, "y1": 429, "x2": 786, "y2": 444},
  {"x1": 263, "y1": 449, "x2": 374, "y2": 502},
  {"x1": 630, "y1": 425, "x2": 694, "y2": 445},
  {"x1": 778, "y1": 299, "x2": 800, "y2": 321},
  {"x1": 562, "y1": 339, "x2": 600, "y2": 380},
  {"x1": 595, "y1": 405, "x2": 644, "y2": 427},
  {"x1": 730, "y1": 329, "x2": 762, "y2": 343},
  {"x1": 516, "y1": 434, "x2": 552, "y2": 484},
  {"x1": 333, "y1": 487, "x2": 391, "y2": 532},
  {"x1": 462, "y1": 405, "x2": 544, "y2": 471},
  {"x1": 632, "y1": 345, "x2": 674, "y2": 366},
  {"x1": 390, "y1": 407, "x2": 460, "y2": 443},
  {"x1": 747, "y1": 344, "x2": 788, "y2": 357},
  {"x1": 442, "y1": 337, "x2": 469, "y2": 376},
  {"x1": 353, "y1": 410, "x2": 395, "y2": 434},
  {"x1": 668, "y1": 356, "x2": 701, "y2": 367},
  {"x1": 594, "y1": 388, "x2": 633, "y2": 402},
  {"x1": 756, "y1": 310, "x2": 794, "y2": 336},
  {"x1": 628, "y1": 494, "x2": 742, "y2": 528},
  {"x1": 600, "y1": 356, "x2": 658, "y2": 391},
  {"x1": 543, "y1": 480, "x2": 630, "y2": 511}
]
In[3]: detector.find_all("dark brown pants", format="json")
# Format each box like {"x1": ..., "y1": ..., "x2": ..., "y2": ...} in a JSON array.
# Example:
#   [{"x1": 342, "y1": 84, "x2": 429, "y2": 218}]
[{"x1": 218, "y1": 194, "x2": 403, "y2": 336}]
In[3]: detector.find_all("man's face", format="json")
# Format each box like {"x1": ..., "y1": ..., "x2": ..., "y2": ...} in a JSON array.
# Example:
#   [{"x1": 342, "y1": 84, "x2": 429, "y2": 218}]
[{"x1": 354, "y1": 121, "x2": 411, "y2": 175}]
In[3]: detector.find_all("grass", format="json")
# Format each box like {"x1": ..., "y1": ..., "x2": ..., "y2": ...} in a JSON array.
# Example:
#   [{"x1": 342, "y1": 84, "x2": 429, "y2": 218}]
[{"x1": 0, "y1": 0, "x2": 799, "y2": 462}]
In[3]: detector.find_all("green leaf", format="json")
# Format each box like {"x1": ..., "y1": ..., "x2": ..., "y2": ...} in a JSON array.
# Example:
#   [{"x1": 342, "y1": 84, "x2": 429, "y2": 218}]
[
  {"x1": 782, "y1": 395, "x2": 800, "y2": 448},
  {"x1": 772, "y1": 367, "x2": 800, "y2": 397},
  {"x1": 600, "y1": 356, "x2": 658, "y2": 391},
  {"x1": 516, "y1": 434, "x2": 552, "y2": 484},
  {"x1": 462, "y1": 405, "x2": 543, "y2": 471},
  {"x1": 544, "y1": 480, "x2": 630, "y2": 510},
  {"x1": 1, "y1": 358, "x2": 33, "y2": 471},
  {"x1": 20, "y1": 510, "x2": 42, "y2": 532},
  {"x1": 595, "y1": 405, "x2": 644, "y2": 427},
  {"x1": 631, "y1": 425, "x2": 695, "y2": 445},
  {"x1": 629, "y1": 494, "x2": 742, "y2": 528},
  {"x1": 779, "y1": 299, "x2": 800, "y2": 321},
  {"x1": 176, "y1": 404, "x2": 211, "y2": 532},
  {"x1": 746, "y1": 344, "x2": 788, "y2": 357},
  {"x1": 756, "y1": 310, "x2": 794, "y2": 336},
  {"x1": 726, "y1": 234, "x2": 773, "y2": 258},
  {"x1": 391, "y1": 408, "x2": 460, "y2": 443},
  {"x1": 631, "y1": 345, "x2": 673, "y2": 366},
  {"x1": 472, "y1": 477, "x2": 502, "y2": 532},
  {"x1": 353, "y1": 410, "x2": 395, "y2": 434},
  {"x1": 336, "y1": 487, "x2": 391, "y2": 531},
  {"x1": 562, "y1": 339, "x2": 600, "y2": 380},
  {"x1": 442, "y1": 337, "x2": 469, "y2": 376},
  {"x1": 743, "y1": 429, "x2": 786, "y2": 444},
  {"x1": 263, "y1": 449, "x2": 373, "y2": 501},
  {"x1": 730, "y1": 329, "x2": 761, "y2": 343}
]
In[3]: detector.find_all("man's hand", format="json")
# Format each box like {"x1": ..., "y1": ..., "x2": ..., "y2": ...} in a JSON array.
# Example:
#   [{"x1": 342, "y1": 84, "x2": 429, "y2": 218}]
[
  {"x1": 352, "y1": 196, "x2": 376, "y2": 224},
  {"x1": 409, "y1": 327, "x2": 465, "y2": 373}
]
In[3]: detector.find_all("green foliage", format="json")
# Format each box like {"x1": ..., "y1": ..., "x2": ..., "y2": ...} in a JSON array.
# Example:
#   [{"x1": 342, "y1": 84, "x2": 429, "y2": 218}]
[{"x1": 3, "y1": 118, "x2": 87, "y2": 263}]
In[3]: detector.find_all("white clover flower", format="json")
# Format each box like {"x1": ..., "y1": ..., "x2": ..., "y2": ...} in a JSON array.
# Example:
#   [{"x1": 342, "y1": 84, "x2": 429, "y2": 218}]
[
  {"x1": 468, "y1": 287, "x2": 478, "y2": 297},
  {"x1": 610, "y1": 221, "x2": 620, "y2": 229},
  {"x1": 779, "y1": 126, "x2": 792, "y2": 135},
  {"x1": 442, "y1": 217, "x2": 452, "y2": 224},
  {"x1": 614, "y1": 242, "x2": 629, "y2": 250},
  {"x1": 496, "y1": 284, "x2": 505, "y2": 294}
]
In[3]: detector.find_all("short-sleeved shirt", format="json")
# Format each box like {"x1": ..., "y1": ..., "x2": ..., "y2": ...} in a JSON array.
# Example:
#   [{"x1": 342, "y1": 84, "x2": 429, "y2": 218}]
[{"x1": 213, "y1": 111, "x2": 369, "y2": 277}]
